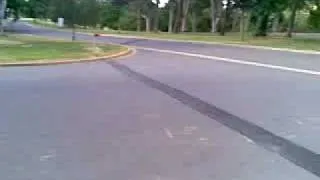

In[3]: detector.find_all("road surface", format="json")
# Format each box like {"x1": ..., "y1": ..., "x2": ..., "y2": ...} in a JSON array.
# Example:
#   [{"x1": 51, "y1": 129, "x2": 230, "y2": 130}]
[{"x1": 1, "y1": 23, "x2": 320, "y2": 180}]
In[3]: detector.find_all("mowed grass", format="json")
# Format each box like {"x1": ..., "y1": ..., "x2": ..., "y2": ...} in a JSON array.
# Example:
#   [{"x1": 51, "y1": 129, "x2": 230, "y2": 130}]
[
  {"x1": 108, "y1": 31, "x2": 320, "y2": 51},
  {"x1": 27, "y1": 19, "x2": 320, "y2": 51},
  {"x1": 0, "y1": 35, "x2": 125, "y2": 63},
  {"x1": 75, "y1": 28, "x2": 320, "y2": 51}
]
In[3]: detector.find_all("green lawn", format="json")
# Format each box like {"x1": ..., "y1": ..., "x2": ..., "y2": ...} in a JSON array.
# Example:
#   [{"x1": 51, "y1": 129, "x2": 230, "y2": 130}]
[
  {"x1": 0, "y1": 35, "x2": 125, "y2": 63},
  {"x1": 88, "y1": 30, "x2": 320, "y2": 51},
  {"x1": 63, "y1": 28, "x2": 320, "y2": 51},
  {"x1": 27, "y1": 19, "x2": 320, "y2": 51}
]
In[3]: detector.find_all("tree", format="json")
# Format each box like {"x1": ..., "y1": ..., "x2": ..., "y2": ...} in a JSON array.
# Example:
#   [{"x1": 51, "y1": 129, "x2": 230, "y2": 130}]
[
  {"x1": 140, "y1": 0, "x2": 156, "y2": 32},
  {"x1": 167, "y1": 0, "x2": 175, "y2": 32},
  {"x1": 234, "y1": 0, "x2": 255, "y2": 39},
  {"x1": 0, "y1": 0, "x2": 7, "y2": 34},
  {"x1": 287, "y1": 0, "x2": 308, "y2": 37},
  {"x1": 190, "y1": 0, "x2": 211, "y2": 32},
  {"x1": 5, "y1": 0, "x2": 318, "y2": 36},
  {"x1": 128, "y1": 0, "x2": 158, "y2": 32},
  {"x1": 154, "y1": 0, "x2": 160, "y2": 32},
  {"x1": 173, "y1": 0, "x2": 182, "y2": 32},
  {"x1": 189, "y1": 0, "x2": 202, "y2": 32},
  {"x1": 308, "y1": 0, "x2": 320, "y2": 30},
  {"x1": 21, "y1": 0, "x2": 50, "y2": 19},
  {"x1": 210, "y1": 0, "x2": 221, "y2": 33},
  {"x1": 78, "y1": 0, "x2": 101, "y2": 27},
  {"x1": 100, "y1": 1, "x2": 123, "y2": 29},
  {"x1": 250, "y1": 0, "x2": 288, "y2": 36},
  {"x1": 180, "y1": 0, "x2": 190, "y2": 32},
  {"x1": 128, "y1": 0, "x2": 143, "y2": 31}
]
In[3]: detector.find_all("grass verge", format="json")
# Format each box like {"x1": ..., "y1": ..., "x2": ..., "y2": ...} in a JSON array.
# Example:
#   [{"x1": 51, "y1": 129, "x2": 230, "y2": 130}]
[
  {"x1": 88, "y1": 31, "x2": 320, "y2": 52},
  {"x1": 0, "y1": 35, "x2": 126, "y2": 63},
  {"x1": 27, "y1": 19, "x2": 320, "y2": 52}
]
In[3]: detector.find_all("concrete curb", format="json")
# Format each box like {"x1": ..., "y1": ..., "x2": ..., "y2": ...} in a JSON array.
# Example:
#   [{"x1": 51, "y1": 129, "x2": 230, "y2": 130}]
[{"x1": 0, "y1": 47, "x2": 134, "y2": 67}]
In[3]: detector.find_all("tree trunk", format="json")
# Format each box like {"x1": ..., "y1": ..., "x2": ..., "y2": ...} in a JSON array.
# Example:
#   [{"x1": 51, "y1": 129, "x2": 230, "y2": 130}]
[
  {"x1": 173, "y1": 0, "x2": 182, "y2": 33},
  {"x1": 210, "y1": 0, "x2": 217, "y2": 33},
  {"x1": 244, "y1": 11, "x2": 252, "y2": 32},
  {"x1": 168, "y1": 5, "x2": 174, "y2": 33},
  {"x1": 180, "y1": 0, "x2": 190, "y2": 32},
  {"x1": 272, "y1": 12, "x2": 280, "y2": 32},
  {"x1": 220, "y1": 0, "x2": 232, "y2": 36},
  {"x1": 232, "y1": 11, "x2": 240, "y2": 32},
  {"x1": 154, "y1": 0, "x2": 160, "y2": 32},
  {"x1": 146, "y1": 18, "x2": 151, "y2": 32},
  {"x1": 142, "y1": 14, "x2": 151, "y2": 32},
  {"x1": 137, "y1": 9, "x2": 141, "y2": 32},
  {"x1": 180, "y1": 16, "x2": 187, "y2": 32},
  {"x1": 240, "y1": 10, "x2": 245, "y2": 41},
  {"x1": 0, "y1": 0, "x2": 7, "y2": 35},
  {"x1": 255, "y1": 12, "x2": 270, "y2": 36},
  {"x1": 287, "y1": 0, "x2": 299, "y2": 38},
  {"x1": 219, "y1": 8, "x2": 226, "y2": 36},
  {"x1": 191, "y1": 11, "x2": 197, "y2": 32}
]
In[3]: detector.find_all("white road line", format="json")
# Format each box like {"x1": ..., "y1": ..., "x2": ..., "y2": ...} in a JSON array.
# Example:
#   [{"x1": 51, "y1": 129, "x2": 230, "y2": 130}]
[
  {"x1": 243, "y1": 136, "x2": 255, "y2": 144},
  {"x1": 136, "y1": 47, "x2": 320, "y2": 76},
  {"x1": 164, "y1": 128, "x2": 174, "y2": 139},
  {"x1": 101, "y1": 34, "x2": 320, "y2": 55}
]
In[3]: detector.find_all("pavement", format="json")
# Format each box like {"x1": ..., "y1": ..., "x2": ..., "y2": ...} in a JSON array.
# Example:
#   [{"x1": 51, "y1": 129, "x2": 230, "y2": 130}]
[{"x1": 1, "y1": 22, "x2": 320, "y2": 180}]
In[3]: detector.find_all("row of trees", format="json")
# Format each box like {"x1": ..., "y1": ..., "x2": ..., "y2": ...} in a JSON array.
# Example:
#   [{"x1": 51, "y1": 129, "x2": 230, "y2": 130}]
[
  {"x1": 119, "y1": 0, "x2": 320, "y2": 37},
  {"x1": 0, "y1": 0, "x2": 7, "y2": 34},
  {"x1": 2, "y1": 0, "x2": 320, "y2": 37}
]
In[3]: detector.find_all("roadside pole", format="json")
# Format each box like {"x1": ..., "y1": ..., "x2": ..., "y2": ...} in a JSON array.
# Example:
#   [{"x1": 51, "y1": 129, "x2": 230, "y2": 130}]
[
  {"x1": 71, "y1": 0, "x2": 77, "y2": 41},
  {"x1": 72, "y1": 24, "x2": 76, "y2": 41}
]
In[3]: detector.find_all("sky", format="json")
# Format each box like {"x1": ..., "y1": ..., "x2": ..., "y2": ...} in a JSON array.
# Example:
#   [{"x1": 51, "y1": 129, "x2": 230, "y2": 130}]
[{"x1": 152, "y1": 0, "x2": 169, "y2": 7}]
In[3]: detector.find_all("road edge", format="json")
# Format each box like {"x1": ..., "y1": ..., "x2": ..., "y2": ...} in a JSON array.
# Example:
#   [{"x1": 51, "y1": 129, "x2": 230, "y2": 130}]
[
  {"x1": 97, "y1": 34, "x2": 320, "y2": 55},
  {"x1": 24, "y1": 23, "x2": 320, "y2": 55},
  {"x1": 0, "y1": 47, "x2": 134, "y2": 67}
]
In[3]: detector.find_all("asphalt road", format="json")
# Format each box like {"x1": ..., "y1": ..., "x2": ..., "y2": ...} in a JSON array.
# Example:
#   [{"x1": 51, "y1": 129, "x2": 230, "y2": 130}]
[{"x1": 1, "y1": 23, "x2": 320, "y2": 180}]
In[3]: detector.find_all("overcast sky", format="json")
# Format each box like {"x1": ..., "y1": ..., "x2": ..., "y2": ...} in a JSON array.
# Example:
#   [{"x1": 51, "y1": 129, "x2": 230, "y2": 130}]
[{"x1": 152, "y1": 0, "x2": 169, "y2": 7}]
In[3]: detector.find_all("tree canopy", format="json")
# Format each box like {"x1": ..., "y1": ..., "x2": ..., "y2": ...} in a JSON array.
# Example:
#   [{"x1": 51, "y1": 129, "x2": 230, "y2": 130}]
[{"x1": 2, "y1": 0, "x2": 320, "y2": 36}]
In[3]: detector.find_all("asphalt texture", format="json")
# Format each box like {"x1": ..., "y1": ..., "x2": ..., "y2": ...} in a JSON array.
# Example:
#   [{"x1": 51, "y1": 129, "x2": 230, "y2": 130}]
[{"x1": 1, "y1": 23, "x2": 320, "y2": 180}]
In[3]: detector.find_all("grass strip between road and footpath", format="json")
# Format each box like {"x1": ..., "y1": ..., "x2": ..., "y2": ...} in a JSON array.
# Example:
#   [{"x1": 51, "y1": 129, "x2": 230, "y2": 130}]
[
  {"x1": 28, "y1": 19, "x2": 320, "y2": 52},
  {"x1": 81, "y1": 30, "x2": 320, "y2": 52},
  {"x1": 0, "y1": 35, "x2": 129, "y2": 65}
]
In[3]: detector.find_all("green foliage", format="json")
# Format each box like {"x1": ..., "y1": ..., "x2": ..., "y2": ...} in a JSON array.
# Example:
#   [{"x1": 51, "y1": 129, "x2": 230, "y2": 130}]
[
  {"x1": 100, "y1": 2, "x2": 123, "y2": 29},
  {"x1": 48, "y1": 0, "x2": 75, "y2": 25},
  {"x1": 7, "y1": 0, "x2": 25, "y2": 18},
  {"x1": 7, "y1": 0, "x2": 320, "y2": 34},
  {"x1": 308, "y1": 8, "x2": 320, "y2": 30},
  {"x1": 118, "y1": 8, "x2": 137, "y2": 30},
  {"x1": 77, "y1": 0, "x2": 101, "y2": 27},
  {"x1": 21, "y1": 0, "x2": 49, "y2": 18}
]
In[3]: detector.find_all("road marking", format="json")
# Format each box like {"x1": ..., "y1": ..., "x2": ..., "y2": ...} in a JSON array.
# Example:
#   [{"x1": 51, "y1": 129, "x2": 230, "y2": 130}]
[
  {"x1": 183, "y1": 126, "x2": 197, "y2": 132},
  {"x1": 296, "y1": 120, "x2": 304, "y2": 125},
  {"x1": 243, "y1": 136, "x2": 255, "y2": 144},
  {"x1": 100, "y1": 33, "x2": 320, "y2": 55},
  {"x1": 199, "y1": 137, "x2": 209, "y2": 141},
  {"x1": 164, "y1": 128, "x2": 174, "y2": 139},
  {"x1": 136, "y1": 47, "x2": 320, "y2": 76},
  {"x1": 109, "y1": 61, "x2": 320, "y2": 178},
  {"x1": 40, "y1": 154, "x2": 55, "y2": 161}
]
